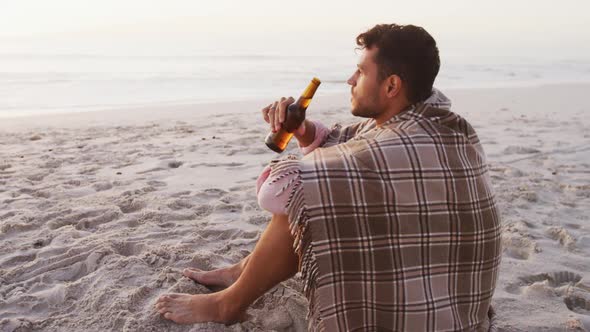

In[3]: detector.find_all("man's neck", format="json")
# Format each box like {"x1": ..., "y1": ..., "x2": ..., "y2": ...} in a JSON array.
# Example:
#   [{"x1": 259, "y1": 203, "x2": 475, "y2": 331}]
[{"x1": 374, "y1": 101, "x2": 412, "y2": 127}]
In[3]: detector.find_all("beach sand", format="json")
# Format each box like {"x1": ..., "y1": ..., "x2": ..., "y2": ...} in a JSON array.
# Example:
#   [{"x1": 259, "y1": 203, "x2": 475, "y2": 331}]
[{"x1": 1, "y1": 84, "x2": 589, "y2": 331}]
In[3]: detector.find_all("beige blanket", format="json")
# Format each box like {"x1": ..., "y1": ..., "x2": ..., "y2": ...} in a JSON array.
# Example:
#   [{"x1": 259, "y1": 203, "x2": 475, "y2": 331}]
[{"x1": 271, "y1": 90, "x2": 502, "y2": 331}]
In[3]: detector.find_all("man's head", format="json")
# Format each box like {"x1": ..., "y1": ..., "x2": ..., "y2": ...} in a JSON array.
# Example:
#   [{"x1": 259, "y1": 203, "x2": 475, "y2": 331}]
[{"x1": 347, "y1": 24, "x2": 440, "y2": 124}]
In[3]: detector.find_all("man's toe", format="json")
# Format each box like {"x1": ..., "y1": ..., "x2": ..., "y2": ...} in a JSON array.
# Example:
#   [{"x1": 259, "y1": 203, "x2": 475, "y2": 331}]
[{"x1": 183, "y1": 268, "x2": 202, "y2": 280}]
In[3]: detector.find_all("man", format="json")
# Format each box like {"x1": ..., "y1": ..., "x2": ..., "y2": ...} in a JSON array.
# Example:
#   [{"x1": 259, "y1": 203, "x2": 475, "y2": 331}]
[{"x1": 155, "y1": 23, "x2": 502, "y2": 331}]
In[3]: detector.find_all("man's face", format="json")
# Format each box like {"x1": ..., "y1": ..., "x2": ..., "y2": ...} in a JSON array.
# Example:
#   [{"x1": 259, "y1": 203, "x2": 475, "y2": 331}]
[{"x1": 347, "y1": 47, "x2": 386, "y2": 118}]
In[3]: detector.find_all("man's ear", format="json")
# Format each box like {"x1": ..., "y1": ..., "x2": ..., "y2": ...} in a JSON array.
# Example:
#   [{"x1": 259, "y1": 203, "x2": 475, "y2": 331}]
[{"x1": 386, "y1": 75, "x2": 402, "y2": 97}]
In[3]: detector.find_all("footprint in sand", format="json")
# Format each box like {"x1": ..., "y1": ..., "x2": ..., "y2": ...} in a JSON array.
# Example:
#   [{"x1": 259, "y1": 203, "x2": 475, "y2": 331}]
[
  {"x1": 116, "y1": 198, "x2": 147, "y2": 214},
  {"x1": 79, "y1": 166, "x2": 101, "y2": 175},
  {"x1": 140, "y1": 249, "x2": 173, "y2": 267},
  {"x1": 212, "y1": 202, "x2": 242, "y2": 213},
  {"x1": 167, "y1": 199, "x2": 193, "y2": 210},
  {"x1": 515, "y1": 219, "x2": 538, "y2": 230},
  {"x1": 169, "y1": 190, "x2": 191, "y2": 197},
  {"x1": 26, "y1": 172, "x2": 50, "y2": 182},
  {"x1": 503, "y1": 145, "x2": 541, "y2": 154},
  {"x1": 194, "y1": 188, "x2": 228, "y2": 199},
  {"x1": 545, "y1": 226, "x2": 576, "y2": 250},
  {"x1": 517, "y1": 190, "x2": 539, "y2": 203},
  {"x1": 92, "y1": 181, "x2": 113, "y2": 192},
  {"x1": 193, "y1": 204, "x2": 214, "y2": 217},
  {"x1": 110, "y1": 240, "x2": 147, "y2": 257},
  {"x1": 47, "y1": 208, "x2": 120, "y2": 230},
  {"x1": 75, "y1": 210, "x2": 122, "y2": 230},
  {"x1": 521, "y1": 271, "x2": 582, "y2": 288},
  {"x1": 564, "y1": 288, "x2": 590, "y2": 316},
  {"x1": 63, "y1": 179, "x2": 83, "y2": 187},
  {"x1": 146, "y1": 180, "x2": 167, "y2": 187},
  {"x1": 503, "y1": 167, "x2": 526, "y2": 177},
  {"x1": 40, "y1": 159, "x2": 62, "y2": 169},
  {"x1": 505, "y1": 271, "x2": 583, "y2": 295},
  {"x1": 501, "y1": 232, "x2": 539, "y2": 260}
]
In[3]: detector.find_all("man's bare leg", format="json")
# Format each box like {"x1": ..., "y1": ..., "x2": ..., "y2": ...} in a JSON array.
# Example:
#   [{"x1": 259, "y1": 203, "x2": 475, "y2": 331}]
[{"x1": 155, "y1": 214, "x2": 298, "y2": 324}]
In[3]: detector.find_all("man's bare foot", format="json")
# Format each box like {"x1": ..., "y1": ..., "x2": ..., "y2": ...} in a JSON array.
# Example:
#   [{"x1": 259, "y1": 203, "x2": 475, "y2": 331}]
[
  {"x1": 183, "y1": 257, "x2": 248, "y2": 288},
  {"x1": 155, "y1": 292, "x2": 238, "y2": 325}
]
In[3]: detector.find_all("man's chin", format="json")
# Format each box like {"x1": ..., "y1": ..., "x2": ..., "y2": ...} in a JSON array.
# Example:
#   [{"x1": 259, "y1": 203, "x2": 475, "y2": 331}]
[
  {"x1": 351, "y1": 107, "x2": 379, "y2": 119},
  {"x1": 351, "y1": 108, "x2": 367, "y2": 118}
]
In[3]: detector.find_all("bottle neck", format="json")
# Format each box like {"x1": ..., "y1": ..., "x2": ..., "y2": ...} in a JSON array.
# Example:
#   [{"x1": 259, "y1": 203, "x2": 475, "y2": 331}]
[
  {"x1": 296, "y1": 80, "x2": 320, "y2": 110},
  {"x1": 295, "y1": 96, "x2": 312, "y2": 110}
]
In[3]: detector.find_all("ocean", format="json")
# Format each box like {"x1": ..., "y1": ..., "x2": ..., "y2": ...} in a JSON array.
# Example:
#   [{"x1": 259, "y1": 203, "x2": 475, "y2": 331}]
[{"x1": 1, "y1": 53, "x2": 589, "y2": 117}]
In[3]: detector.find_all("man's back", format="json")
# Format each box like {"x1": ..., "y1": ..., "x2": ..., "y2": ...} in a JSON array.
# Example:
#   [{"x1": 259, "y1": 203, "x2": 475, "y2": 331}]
[{"x1": 286, "y1": 90, "x2": 502, "y2": 331}]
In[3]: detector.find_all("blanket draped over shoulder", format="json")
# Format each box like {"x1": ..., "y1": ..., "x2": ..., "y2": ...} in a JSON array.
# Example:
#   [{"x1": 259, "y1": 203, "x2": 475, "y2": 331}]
[{"x1": 269, "y1": 90, "x2": 502, "y2": 331}]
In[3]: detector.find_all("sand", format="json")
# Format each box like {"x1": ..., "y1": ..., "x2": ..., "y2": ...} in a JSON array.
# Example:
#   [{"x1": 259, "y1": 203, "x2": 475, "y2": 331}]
[{"x1": 0, "y1": 83, "x2": 589, "y2": 331}]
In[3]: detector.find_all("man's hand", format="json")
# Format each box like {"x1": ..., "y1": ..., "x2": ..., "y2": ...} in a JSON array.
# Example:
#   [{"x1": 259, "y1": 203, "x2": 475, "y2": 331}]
[
  {"x1": 260, "y1": 97, "x2": 316, "y2": 147},
  {"x1": 261, "y1": 97, "x2": 295, "y2": 133}
]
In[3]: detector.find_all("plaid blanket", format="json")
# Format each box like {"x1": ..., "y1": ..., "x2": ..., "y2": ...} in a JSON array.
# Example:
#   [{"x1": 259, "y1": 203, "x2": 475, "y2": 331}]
[{"x1": 271, "y1": 90, "x2": 502, "y2": 331}]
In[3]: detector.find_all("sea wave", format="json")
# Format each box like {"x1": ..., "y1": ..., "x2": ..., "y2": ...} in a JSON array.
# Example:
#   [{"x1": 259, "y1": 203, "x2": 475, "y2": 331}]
[{"x1": 0, "y1": 54, "x2": 589, "y2": 116}]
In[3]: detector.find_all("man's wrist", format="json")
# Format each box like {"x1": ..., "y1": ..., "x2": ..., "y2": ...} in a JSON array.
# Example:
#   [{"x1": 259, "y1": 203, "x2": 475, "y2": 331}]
[
  {"x1": 295, "y1": 120, "x2": 307, "y2": 137},
  {"x1": 294, "y1": 119, "x2": 316, "y2": 147}
]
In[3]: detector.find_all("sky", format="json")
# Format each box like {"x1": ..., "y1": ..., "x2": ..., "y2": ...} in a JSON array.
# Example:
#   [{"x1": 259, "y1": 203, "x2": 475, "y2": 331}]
[{"x1": 1, "y1": 0, "x2": 589, "y2": 58}]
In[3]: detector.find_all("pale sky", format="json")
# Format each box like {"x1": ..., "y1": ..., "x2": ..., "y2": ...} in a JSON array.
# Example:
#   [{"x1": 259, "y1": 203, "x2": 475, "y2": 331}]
[{"x1": 1, "y1": 0, "x2": 589, "y2": 58}]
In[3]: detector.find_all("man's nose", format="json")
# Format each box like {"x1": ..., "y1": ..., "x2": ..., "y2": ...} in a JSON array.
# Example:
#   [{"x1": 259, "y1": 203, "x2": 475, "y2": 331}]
[{"x1": 347, "y1": 75, "x2": 355, "y2": 86}]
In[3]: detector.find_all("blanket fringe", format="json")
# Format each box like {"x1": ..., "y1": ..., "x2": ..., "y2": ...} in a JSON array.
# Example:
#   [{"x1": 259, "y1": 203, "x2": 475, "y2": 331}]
[
  {"x1": 284, "y1": 172, "x2": 321, "y2": 328},
  {"x1": 269, "y1": 154, "x2": 322, "y2": 329}
]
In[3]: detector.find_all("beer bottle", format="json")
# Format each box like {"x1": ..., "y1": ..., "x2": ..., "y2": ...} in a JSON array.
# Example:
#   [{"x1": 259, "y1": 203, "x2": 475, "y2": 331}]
[{"x1": 265, "y1": 77, "x2": 321, "y2": 153}]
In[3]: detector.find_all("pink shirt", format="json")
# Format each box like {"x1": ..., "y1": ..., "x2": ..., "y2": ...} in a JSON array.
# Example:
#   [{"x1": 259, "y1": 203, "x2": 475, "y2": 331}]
[{"x1": 256, "y1": 121, "x2": 330, "y2": 214}]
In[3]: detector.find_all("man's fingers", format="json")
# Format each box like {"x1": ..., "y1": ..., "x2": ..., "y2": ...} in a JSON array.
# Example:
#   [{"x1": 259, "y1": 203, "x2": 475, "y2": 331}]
[
  {"x1": 274, "y1": 97, "x2": 286, "y2": 131},
  {"x1": 261, "y1": 104, "x2": 272, "y2": 123},
  {"x1": 278, "y1": 99, "x2": 286, "y2": 123},
  {"x1": 265, "y1": 97, "x2": 294, "y2": 132},
  {"x1": 279, "y1": 96, "x2": 295, "y2": 123},
  {"x1": 268, "y1": 106, "x2": 275, "y2": 132}
]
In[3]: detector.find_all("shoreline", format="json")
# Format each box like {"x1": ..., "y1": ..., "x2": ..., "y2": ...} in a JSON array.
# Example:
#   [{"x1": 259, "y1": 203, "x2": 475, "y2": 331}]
[{"x1": 0, "y1": 82, "x2": 589, "y2": 129}]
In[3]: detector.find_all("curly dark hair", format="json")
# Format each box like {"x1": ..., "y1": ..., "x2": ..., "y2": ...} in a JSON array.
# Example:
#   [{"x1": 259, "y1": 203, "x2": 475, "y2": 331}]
[{"x1": 356, "y1": 24, "x2": 440, "y2": 103}]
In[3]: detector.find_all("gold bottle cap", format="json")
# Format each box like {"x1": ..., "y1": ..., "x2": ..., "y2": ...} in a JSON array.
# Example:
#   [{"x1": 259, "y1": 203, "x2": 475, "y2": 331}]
[{"x1": 312, "y1": 77, "x2": 321, "y2": 85}]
